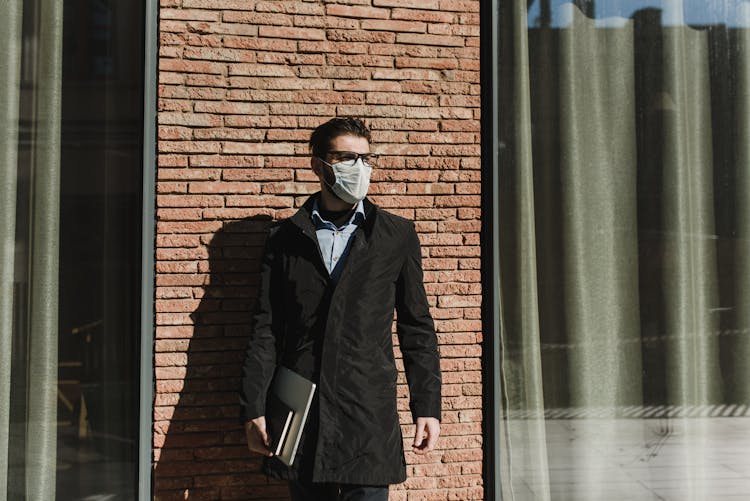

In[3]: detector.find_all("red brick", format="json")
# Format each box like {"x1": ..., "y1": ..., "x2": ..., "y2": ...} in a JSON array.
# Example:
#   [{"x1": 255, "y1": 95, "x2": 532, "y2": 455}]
[
  {"x1": 295, "y1": 14, "x2": 358, "y2": 30},
  {"x1": 255, "y1": 1, "x2": 324, "y2": 15},
  {"x1": 157, "y1": 208, "x2": 203, "y2": 221},
  {"x1": 225, "y1": 195, "x2": 293, "y2": 208},
  {"x1": 202, "y1": 207, "x2": 276, "y2": 220},
  {"x1": 392, "y1": 8, "x2": 455, "y2": 23},
  {"x1": 157, "y1": 194, "x2": 223, "y2": 207},
  {"x1": 395, "y1": 57, "x2": 458, "y2": 70},
  {"x1": 333, "y1": 80, "x2": 401, "y2": 93},
  {"x1": 188, "y1": 155, "x2": 263, "y2": 167},
  {"x1": 439, "y1": 170, "x2": 480, "y2": 182},
  {"x1": 163, "y1": 136, "x2": 220, "y2": 153},
  {"x1": 374, "y1": 0, "x2": 439, "y2": 9},
  {"x1": 396, "y1": 33, "x2": 465, "y2": 47},
  {"x1": 158, "y1": 111, "x2": 219, "y2": 127},
  {"x1": 182, "y1": 0, "x2": 255, "y2": 9},
  {"x1": 362, "y1": 19, "x2": 427, "y2": 33},
  {"x1": 222, "y1": 169, "x2": 292, "y2": 181},
  {"x1": 415, "y1": 208, "x2": 457, "y2": 220},
  {"x1": 436, "y1": 321, "x2": 482, "y2": 334},
  {"x1": 222, "y1": 11, "x2": 292, "y2": 26},
  {"x1": 410, "y1": 132, "x2": 474, "y2": 143},
  {"x1": 257, "y1": 25, "x2": 325, "y2": 40},
  {"x1": 157, "y1": 221, "x2": 223, "y2": 234},
  {"x1": 158, "y1": 58, "x2": 224, "y2": 74},
  {"x1": 193, "y1": 128, "x2": 264, "y2": 141},
  {"x1": 187, "y1": 181, "x2": 260, "y2": 194},
  {"x1": 155, "y1": 286, "x2": 193, "y2": 299},
  {"x1": 223, "y1": 36, "x2": 296, "y2": 52},
  {"x1": 326, "y1": 29, "x2": 396, "y2": 44},
  {"x1": 158, "y1": 125, "x2": 192, "y2": 140},
  {"x1": 372, "y1": 68, "x2": 442, "y2": 81},
  {"x1": 443, "y1": 371, "x2": 481, "y2": 384},
  {"x1": 442, "y1": 449, "x2": 483, "y2": 463},
  {"x1": 439, "y1": 0, "x2": 480, "y2": 12},
  {"x1": 438, "y1": 295, "x2": 481, "y2": 308},
  {"x1": 326, "y1": 4, "x2": 390, "y2": 19},
  {"x1": 161, "y1": 9, "x2": 220, "y2": 21},
  {"x1": 156, "y1": 234, "x2": 201, "y2": 248}
]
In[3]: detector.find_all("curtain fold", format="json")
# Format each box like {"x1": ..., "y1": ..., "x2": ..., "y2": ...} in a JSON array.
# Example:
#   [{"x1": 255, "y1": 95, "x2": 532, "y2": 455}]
[
  {"x1": 661, "y1": 25, "x2": 722, "y2": 407},
  {"x1": 25, "y1": 0, "x2": 63, "y2": 499},
  {"x1": 0, "y1": 1, "x2": 24, "y2": 498},
  {"x1": 498, "y1": 0, "x2": 550, "y2": 498},
  {"x1": 498, "y1": 1, "x2": 750, "y2": 499},
  {"x1": 658, "y1": 30, "x2": 716, "y2": 495},
  {"x1": 548, "y1": 9, "x2": 643, "y2": 500},
  {"x1": 732, "y1": 5, "x2": 750, "y2": 404},
  {"x1": 557, "y1": 7, "x2": 642, "y2": 411}
]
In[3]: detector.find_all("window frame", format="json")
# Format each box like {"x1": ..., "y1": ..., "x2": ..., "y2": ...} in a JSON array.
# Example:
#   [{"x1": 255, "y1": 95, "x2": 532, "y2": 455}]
[
  {"x1": 480, "y1": 0, "x2": 502, "y2": 500},
  {"x1": 138, "y1": 0, "x2": 158, "y2": 498}
]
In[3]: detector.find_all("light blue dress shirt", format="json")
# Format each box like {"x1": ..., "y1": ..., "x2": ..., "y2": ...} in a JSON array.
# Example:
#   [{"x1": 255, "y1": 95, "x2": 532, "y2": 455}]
[{"x1": 311, "y1": 200, "x2": 365, "y2": 283}]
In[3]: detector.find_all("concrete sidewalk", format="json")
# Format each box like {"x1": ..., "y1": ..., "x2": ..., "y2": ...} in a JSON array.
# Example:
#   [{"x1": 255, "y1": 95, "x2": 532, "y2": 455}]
[{"x1": 504, "y1": 414, "x2": 750, "y2": 500}]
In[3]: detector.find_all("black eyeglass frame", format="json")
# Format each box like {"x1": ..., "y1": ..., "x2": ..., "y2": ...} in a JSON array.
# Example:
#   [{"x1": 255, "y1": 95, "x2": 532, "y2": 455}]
[{"x1": 323, "y1": 150, "x2": 380, "y2": 166}]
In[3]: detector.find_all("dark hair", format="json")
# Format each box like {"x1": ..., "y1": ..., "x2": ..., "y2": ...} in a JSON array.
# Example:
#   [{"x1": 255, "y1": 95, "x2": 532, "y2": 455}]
[{"x1": 309, "y1": 117, "x2": 371, "y2": 158}]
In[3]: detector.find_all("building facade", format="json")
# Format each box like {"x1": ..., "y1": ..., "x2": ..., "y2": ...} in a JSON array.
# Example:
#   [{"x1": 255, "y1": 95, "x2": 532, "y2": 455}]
[{"x1": 5, "y1": 1, "x2": 750, "y2": 500}]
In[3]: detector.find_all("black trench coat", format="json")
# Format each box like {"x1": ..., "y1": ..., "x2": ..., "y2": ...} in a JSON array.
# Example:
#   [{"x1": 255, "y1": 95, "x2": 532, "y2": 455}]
[{"x1": 240, "y1": 194, "x2": 442, "y2": 485}]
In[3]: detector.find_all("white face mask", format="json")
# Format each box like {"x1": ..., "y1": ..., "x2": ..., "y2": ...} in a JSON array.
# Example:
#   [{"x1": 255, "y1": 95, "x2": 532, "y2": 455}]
[{"x1": 319, "y1": 157, "x2": 372, "y2": 204}]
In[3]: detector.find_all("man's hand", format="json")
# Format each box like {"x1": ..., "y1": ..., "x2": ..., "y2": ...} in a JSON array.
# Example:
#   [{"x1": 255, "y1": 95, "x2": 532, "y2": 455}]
[
  {"x1": 244, "y1": 416, "x2": 273, "y2": 457},
  {"x1": 412, "y1": 417, "x2": 440, "y2": 455}
]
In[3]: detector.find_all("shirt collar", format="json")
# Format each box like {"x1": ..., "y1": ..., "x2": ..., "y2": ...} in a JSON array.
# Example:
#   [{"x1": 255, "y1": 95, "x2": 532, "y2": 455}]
[{"x1": 311, "y1": 199, "x2": 366, "y2": 228}]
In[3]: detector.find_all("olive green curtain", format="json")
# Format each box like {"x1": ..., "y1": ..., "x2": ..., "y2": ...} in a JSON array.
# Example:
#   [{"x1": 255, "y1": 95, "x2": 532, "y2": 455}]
[
  {"x1": 733, "y1": 5, "x2": 750, "y2": 404},
  {"x1": 0, "y1": 1, "x2": 24, "y2": 498},
  {"x1": 497, "y1": 3, "x2": 750, "y2": 499},
  {"x1": 25, "y1": 1, "x2": 64, "y2": 499},
  {"x1": 0, "y1": 0, "x2": 63, "y2": 499}
]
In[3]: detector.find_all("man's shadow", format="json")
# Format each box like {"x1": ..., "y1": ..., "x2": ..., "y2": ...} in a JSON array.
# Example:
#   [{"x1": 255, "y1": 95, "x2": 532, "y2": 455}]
[{"x1": 153, "y1": 216, "x2": 291, "y2": 501}]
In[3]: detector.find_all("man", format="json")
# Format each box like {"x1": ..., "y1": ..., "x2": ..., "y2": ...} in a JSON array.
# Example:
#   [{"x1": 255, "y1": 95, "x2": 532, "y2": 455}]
[{"x1": 240, "y1": 118, "x2": 441, "y2": 501}]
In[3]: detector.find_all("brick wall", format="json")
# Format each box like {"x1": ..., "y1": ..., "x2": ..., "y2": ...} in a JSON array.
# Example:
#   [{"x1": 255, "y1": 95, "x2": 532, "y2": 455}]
[{"x1": 154, "y1": 1, "x2": 482, "y2": 499}]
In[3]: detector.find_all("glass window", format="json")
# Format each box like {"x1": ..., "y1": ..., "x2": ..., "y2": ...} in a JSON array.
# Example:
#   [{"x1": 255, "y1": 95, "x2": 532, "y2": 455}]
[
  {"x1": 2, "y1": 0, "x2": 145, "y2": 499},
  {"x1": 495, "y1": 0, "x2": 750, "y2": 499}
]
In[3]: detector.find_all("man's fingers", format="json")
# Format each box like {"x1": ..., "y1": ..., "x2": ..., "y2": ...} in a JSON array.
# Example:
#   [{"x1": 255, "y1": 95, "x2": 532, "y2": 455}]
[
  {"x1": 412, "y1": 418, "x2": 440, "y2": 455},
  {"x1": 253, "y1": 416, "x2": 272, "y2": 450},
  {"x1": 245, "y1": 418, "x2": 273, "y2": 457},
  {"x1": 257, "y1": 426, "x2": 270, "y2": 448},
  {"x1": 413, "y1": 420, "x2": 426, "y2": 448},
  {"x1": 424, "y1": 422, "x2": 439, "y2": 452}
]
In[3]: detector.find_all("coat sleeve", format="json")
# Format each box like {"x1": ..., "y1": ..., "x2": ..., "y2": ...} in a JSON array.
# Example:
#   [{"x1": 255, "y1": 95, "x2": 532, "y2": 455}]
[
  {"x1": 395, "y1": 222, "x2": 442, "y2": 422},
  {"x1": 239, "y1": 227, "x2": 280, "y2": 422}
]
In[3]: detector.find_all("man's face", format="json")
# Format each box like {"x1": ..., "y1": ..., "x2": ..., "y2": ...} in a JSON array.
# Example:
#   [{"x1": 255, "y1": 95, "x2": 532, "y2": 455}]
[{"x1": 313, "y1": 134, "x2": 371, "y2": 186}]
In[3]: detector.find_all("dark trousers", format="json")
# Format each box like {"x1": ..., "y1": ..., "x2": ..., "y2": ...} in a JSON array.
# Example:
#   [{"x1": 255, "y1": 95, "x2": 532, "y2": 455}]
[{"x1": 288, "y1": 480, "x2": 389, "y2": 501}]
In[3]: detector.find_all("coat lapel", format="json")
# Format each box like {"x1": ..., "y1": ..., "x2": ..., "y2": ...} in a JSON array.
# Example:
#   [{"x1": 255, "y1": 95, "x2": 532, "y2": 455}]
[
  {"x1": 289, "y1": 193, "x2": 330, "y2": 280},
  {"x1": 289, "y1": 194, "x2": 379, "y2": 287},
  {"x1": 333, "y1": 197, "x2": 377, "y2": 289}
]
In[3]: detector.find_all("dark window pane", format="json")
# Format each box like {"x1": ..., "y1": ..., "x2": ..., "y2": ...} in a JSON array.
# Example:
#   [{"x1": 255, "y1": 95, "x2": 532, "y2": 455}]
[{"x1": 6, "y1": 0, "x2": 144, "y2": 499}]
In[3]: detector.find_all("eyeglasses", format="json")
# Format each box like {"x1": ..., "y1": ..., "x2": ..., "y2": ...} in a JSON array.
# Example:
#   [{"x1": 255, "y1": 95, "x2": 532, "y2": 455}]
[{"x1": 325, "y1": 150, "x2": 379, "y2": 167}]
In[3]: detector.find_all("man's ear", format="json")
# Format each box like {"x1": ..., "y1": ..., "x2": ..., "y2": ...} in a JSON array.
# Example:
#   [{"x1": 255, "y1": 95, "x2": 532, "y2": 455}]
[{"x1": 310, "y1": 156, "x2": 322, "y2": 177}]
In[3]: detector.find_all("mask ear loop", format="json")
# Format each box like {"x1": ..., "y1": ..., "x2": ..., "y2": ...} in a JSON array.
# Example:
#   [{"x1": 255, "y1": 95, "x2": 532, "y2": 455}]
[{"x1": 316, "y1": 156, "x2": 347, "y2": 202}]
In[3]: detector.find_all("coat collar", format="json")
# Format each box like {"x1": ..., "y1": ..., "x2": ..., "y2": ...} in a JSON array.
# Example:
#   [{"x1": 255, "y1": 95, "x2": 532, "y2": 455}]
[{"x1": 290, "y1": 192, "x2": 377, "y2": 237}]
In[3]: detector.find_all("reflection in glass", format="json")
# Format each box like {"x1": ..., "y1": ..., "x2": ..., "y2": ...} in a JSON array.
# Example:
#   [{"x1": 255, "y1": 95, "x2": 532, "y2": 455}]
[
  {"x1": 2, "y1": 0, "x2": 144, "y2": 499},
  {"x1": 497, "y1": 0, "x2": 750, "y2": 499},
  {"x1": 527, "y1": 0, "x2": 750, "y2": 27}
]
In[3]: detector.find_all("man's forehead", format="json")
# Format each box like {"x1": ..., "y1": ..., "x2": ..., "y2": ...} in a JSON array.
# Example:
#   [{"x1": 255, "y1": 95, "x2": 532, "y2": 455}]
[{"x1": 329, "y1": 134, "x2": 370, "y2": 151}]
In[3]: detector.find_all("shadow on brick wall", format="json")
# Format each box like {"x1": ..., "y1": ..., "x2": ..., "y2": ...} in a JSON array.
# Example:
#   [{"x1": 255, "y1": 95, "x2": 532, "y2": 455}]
[{"x1": 153, "y1": 216, "x2": 290, "y2": 501}]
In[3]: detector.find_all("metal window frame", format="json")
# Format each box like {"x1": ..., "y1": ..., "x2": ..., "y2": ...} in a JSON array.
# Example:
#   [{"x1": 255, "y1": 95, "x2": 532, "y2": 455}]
[
  {"x1": 139, "y1": 0, "x2": 158, "y2": 498},
  {"x1": 480, "y1": 0, "x2": 502, "y2": 499}
]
